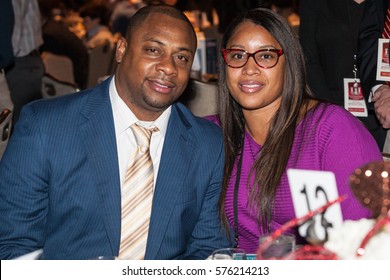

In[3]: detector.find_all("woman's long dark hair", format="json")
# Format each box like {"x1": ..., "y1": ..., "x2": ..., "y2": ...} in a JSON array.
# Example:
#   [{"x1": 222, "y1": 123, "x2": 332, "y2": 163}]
[{"x1": 218, "y1": 8, "x2": 313, "y2": 231}]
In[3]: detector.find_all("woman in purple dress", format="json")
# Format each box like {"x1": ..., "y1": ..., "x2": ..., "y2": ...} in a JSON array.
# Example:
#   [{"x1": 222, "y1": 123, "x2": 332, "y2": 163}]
[{"x1": 207, "y1": 8, "x2": 382, "y2": 254}]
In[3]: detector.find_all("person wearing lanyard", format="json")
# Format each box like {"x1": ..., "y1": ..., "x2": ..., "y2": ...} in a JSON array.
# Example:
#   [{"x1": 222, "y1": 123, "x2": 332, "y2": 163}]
[
  {"x1": 299, "y1": 0, "x2": 383, "y2": 151},
  {"x1": 358, "y1": 0, "x2": 390, "y2": 152},
  {"x1": 206, "y1": 8, "x2": 381, "y2": 254}
]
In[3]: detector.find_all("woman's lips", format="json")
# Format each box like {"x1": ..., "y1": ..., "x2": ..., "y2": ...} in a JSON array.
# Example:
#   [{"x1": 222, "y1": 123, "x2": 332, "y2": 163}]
[{"x1": 239, "y1": 81, "x2": 264, "y2": 93}]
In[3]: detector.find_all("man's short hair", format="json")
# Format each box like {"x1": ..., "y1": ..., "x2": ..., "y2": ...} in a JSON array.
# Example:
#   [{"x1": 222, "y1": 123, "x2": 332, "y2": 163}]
[{"x1": 125, "y1": 4, "x2": 196, "y2": 43}]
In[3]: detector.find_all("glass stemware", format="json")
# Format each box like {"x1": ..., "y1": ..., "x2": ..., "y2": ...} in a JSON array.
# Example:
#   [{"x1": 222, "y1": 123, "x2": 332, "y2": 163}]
[
  {"x1": 258, "y1": 233, "x2": 296, "y2": 260},
  {"x1": 211, "y1": 248, "x2": 246, "y2": 260}
]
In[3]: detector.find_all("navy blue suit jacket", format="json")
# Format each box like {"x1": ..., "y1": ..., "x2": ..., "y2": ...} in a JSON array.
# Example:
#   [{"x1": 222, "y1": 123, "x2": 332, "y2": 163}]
[{"x1": 0, "y1": 77, "x2": 231, "y2": 259}]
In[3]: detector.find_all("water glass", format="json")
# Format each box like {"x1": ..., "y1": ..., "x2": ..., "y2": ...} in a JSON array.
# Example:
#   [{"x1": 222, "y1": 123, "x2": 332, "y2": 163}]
[
  {"x1": 91, "y1": 256, "x2": 117, "y2": 260},
  {"x1": 258, "y1": 233, "x2": 296, "y2": 259},
  {"x1": 211, "y1": 248, "x2": 246, "y2": 260}
]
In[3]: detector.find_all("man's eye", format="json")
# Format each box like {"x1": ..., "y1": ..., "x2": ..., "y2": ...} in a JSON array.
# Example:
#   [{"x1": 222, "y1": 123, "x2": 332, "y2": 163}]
[
  {"x1": 176, "y1": 55, "x2": 189, "y2": 63},
  {"x1": 145, "y1": 48, "x2": 159, "y2": 54}
]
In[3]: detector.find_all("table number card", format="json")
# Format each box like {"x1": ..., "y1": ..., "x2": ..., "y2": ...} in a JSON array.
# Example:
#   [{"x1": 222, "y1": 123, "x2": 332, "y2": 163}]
[{"x1": 287, "y1": 169, "x2": 343, "y2": 244}]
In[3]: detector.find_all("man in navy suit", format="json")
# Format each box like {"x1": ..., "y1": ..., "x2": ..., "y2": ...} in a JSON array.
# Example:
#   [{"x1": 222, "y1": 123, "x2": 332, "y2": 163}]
[
  {"x1": 0, "y1": 5, "x2": 231, "y2": 259},
  {"x1": 358, "y1": 0, "x2": 390, "y2": 150}
]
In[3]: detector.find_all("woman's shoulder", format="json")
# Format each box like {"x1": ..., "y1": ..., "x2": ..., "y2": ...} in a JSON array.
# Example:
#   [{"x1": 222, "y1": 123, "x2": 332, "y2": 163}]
[
  {"x1": 299, "y1": 101, "x2": 375, "y2": 143},
  {"x1": 203, "y1": 114, "x2": 221, "y2": 127},
  {"x1": 303, "y1": 102, "x2": 381, "y2": 151},
  {"x1": 304, "y1": 102, "x2": 359, "y2": 126},
  {"x1": 298, "y1": 101, "x2": 382, "y2": 164}
]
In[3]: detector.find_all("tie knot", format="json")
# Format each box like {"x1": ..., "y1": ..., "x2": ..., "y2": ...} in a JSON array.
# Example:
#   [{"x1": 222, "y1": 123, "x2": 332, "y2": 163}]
[{"x1": 131, "y1": 124, "x2": 158, "y2": 151}]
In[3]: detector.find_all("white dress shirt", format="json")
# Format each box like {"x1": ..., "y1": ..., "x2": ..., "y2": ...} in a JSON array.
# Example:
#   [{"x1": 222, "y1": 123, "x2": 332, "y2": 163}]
[
  {"x1": 11, "y1": 0, "x2": 43, "y2": 57},
  {"x1": 109, "y1": 76, "x2": 171, "y2": 188},
  {"x1": 369, "y1": 84, "x2": 383, "y2": 102}
]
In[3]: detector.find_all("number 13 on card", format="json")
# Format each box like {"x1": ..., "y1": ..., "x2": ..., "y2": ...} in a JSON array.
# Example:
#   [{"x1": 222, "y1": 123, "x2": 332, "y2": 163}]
[{"x1": 287, "y1": 169, "x2": 344, "y2": 244}]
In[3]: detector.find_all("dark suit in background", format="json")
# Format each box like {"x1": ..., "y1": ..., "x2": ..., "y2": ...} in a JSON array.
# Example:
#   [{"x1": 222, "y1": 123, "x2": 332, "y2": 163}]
[
  {"x1": 358, "y1": 0, "x2": 388, "y2": 149},
  {"x1": 300, "y1": 0, "x2": 364, "y2": 105},
  {"x1": 300, "y1": 0, "x2": 384, "y2": 150}
]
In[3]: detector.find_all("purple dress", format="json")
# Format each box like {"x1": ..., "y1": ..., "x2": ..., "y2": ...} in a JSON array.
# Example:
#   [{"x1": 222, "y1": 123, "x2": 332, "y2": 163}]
[{"x1": 207, "y1": 103, "x2": 382, "y2": 253}]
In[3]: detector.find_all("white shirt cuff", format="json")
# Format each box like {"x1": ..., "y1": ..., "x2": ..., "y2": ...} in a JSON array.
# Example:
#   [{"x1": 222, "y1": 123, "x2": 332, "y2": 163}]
[{"x1": 370, "y1": 84, "x2": 383, "y2": 102}]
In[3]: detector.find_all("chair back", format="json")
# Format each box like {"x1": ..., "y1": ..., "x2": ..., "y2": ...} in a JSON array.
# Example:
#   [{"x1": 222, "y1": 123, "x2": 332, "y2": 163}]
[
  {"x1": 41, "y1": 52, "x2": 75, "y2": 84},
  {"x1": 178, "y1": 79, "x2": 219, "y2": 117},
  {"x1": 86, "y1": 41, "x2": 115, "y2": 88},
  {"x1": 42, "y1": 74, "x2": 79, "y2": 99},
  {"x1": 0, "y1": 109, "x2": 12, "y2": 160}
]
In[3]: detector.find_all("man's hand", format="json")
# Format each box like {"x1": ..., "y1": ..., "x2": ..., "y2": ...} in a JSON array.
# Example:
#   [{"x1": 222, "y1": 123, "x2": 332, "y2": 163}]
[{"x1": 372, "y1": 84, "x2": 390, "y2": 128}]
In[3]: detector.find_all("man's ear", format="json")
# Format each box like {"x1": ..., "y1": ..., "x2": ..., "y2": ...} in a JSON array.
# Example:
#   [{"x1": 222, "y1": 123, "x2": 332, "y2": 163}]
[{"x1": 115, "y1": 37, "x2": 127, "y2": 63}]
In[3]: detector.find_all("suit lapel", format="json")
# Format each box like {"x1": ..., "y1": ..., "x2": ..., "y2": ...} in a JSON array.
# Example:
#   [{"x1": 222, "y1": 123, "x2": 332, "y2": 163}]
[
  {"x1": 145, "y1": 105, "x2": 196, "y2": 259},
  {"x1": 79, "y1": 78, "x2": 121, "y2": 256}
]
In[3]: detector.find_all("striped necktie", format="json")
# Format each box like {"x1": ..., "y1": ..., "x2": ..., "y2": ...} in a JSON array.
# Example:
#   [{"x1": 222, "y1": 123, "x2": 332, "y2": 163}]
[
  {"x1": 382, "y1": 4, "x2": 390, "y2": 87},
  {"x1": 118, "y1": 124, "x2": 158, "y2": 259}
]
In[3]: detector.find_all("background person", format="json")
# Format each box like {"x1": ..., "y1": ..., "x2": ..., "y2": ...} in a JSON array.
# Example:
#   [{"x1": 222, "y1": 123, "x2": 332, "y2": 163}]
[
  {"x1": 5, "y1": 0, "x2": 45, "y2": 125},
  {"x1": 207, "y1": 8, "x2": 382, "y2": 254},
  {"x1": 358, "y1": 0, "x2": 390, "y2": 151},
  {"x1": 79, "y1": 2, "x2": 118, "y2": 49},
  {"x1": 299, "y1": 0, "x2": 382, "y2": 150},
  {"x1": 38, "y1": 0, "x2": 89, "y2": 89},
  {"x1": 0, "y1": 0, "x2": 14, "y2": 113}
]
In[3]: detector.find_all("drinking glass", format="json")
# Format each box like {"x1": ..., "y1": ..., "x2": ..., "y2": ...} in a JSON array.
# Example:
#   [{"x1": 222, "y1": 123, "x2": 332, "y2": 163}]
[
  {"x1": 257, "y1": 233, "x2": 296, "y2": 259},
  {"x1": 91, "y1": 256, "x2": 117, "y2": 260},
  {"x1": 211, "y1": 248, "x2": 246, "y2": 260}
]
